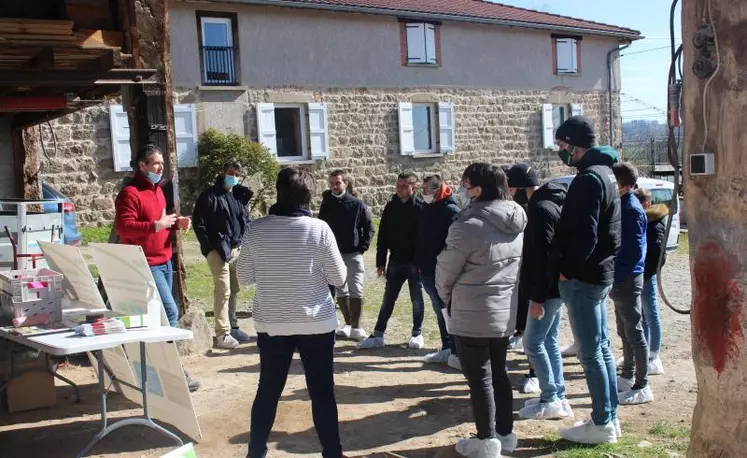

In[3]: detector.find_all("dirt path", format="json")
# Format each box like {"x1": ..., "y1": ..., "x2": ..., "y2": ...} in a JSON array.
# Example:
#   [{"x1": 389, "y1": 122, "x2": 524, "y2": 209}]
[{"x1": 0, "y1": 249, "x2": 695, "y2": 458}]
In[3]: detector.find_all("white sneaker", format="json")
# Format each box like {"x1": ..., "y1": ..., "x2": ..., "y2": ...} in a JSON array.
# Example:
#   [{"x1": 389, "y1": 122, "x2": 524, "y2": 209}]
[
  {"x1": 349, "y1": 328, "x2": 368, "y2": 342},
  {"x1": 560, "y1": 342, "x2": 578, "y2": 357},
  {"x1": 614, "y1": 418, "x2": 622, "y2": 437},
  {"x1": 448, "y1": 354, "x2": 462, "y2": 371},
  {"x1": 524, "y1": 398, "x2": 574, "y2": 418},
  {"x1": 214, "y1": 334, "x2": 239, "y2": 349},
  {"x1": 559, "y1": 419, "x2": 617, "y2": 444},
  {"x1": 498, "y1": 432, "x2": 517, "y2": 453},
  {"x1": 617, "y1": 376, "x2": 634, "y2": 393},
  {"x1": 424, "y1": 349, "x2": 451, "y2": 363},
  {"x1": 616, "y1": 356, "x2": 625, "y2": 368},
  {"x1": 519, "y1": 399, "x2": 568, "y2": 419},
  {"x1": 521, "y1": 376, "x2": 541, "y2": 394},
  {"x1": 619, "y1": 385, "x2": 654, "y2": 405},
  {"x1": 408, "y1": 334, "x2": 425, "y2": 349},
  {"x1": 357, "y1": 336, "x2": 385, "y2": 349},
  {"x1": 508, "y1": 335, "x2": 523, "y2": 351},
  {"x1": 648, "y1": 357, "x2": 665, "y2": 375},
  {"x1": 336, "y1": 325, "x2": 352, "y2": 339},
  {"x1": 455, "y1": 437, "x2": 502, "y2": 458}
]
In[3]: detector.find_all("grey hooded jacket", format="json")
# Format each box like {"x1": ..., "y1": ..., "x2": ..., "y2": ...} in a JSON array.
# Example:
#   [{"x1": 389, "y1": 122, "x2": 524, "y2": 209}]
[{"x1": 436, "y1": 199, "x2": 527, "y2": 339}]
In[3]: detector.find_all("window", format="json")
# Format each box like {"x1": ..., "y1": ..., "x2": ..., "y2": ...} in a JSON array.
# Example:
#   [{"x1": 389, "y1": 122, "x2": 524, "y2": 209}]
[
  {"x1": 256, "y1": 103, "x2": 329, "y2": 162},
  {"x1": 198, "y1": 13, "x2": 239, "y2": 85},
  {"x1": 542, "y1": 103, "x2": 583, "y2": 149},
  {"x1": 399, "y1": 102, "x2": 454, "y2": 155},
  {"x1": 553, "y1": 37, "x2": 581, "y2": 75},
  {"x1": 109, "y1": 104, "x2": 198, "y2": 171},
  {"x1": 402, "y1": 22, "x2": 439, "y2": 65}
]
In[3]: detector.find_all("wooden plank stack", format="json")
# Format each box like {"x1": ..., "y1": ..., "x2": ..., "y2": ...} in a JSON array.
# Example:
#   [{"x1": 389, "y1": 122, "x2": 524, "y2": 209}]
[{"x1": 0, "y1": 19, "x2": 75, "y2": 43}]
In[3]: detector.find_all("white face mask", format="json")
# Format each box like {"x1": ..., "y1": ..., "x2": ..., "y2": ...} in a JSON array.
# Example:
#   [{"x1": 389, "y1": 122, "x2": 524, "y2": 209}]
[{"x1": 422, "y1": 194, "x2": 435, "y2": 204}]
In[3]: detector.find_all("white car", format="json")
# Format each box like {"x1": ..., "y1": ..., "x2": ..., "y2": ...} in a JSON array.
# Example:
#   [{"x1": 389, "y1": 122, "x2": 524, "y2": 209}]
[{"x1": 549, "y1": 174, "x2": 680, "y2": 250}]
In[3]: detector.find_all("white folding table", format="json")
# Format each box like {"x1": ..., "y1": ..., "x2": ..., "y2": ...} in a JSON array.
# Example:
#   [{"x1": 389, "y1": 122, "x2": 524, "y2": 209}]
[{"x1": 0, "y1": 326, "x2": 193, "y2": 457}]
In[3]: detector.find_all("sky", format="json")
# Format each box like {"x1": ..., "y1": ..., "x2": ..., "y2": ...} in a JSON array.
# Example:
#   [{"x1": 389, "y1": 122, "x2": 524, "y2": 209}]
[{"x1": 494, "y1": 0, "x2": 681, "y2": 122}]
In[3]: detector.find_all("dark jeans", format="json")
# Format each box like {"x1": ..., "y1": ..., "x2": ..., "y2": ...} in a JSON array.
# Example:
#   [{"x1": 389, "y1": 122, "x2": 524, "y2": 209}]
[
  {"x1": 248, "y1": 332, "x2": 341, "y2": 458},
  {"x1": 611, "y1": 274, "x2": 648, "y2": 388},
  {"x1": 454, "y1": 336, "x2": 513, "y2": 438},
  {"x1": 373, "y1": 259, "x2": 425, "y2": 337},
  {"x1": 150, "y1": 260, "x2": 179, "y2": 327},
  {"x1": 421, "y1": 272, "x2": 456, "y2": 354}
]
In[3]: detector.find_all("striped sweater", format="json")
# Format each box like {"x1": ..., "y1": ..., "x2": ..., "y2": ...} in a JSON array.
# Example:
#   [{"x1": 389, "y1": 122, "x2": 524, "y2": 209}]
[{"x1": 236, "y1": 214, "x2": 347, "y2": 336}]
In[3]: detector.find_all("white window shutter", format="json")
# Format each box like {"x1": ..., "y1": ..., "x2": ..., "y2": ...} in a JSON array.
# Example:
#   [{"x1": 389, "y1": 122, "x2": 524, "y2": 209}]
[
  {"x1": 256, "y1": 103, "x2": 277, "y2": 156},
  {"x1": 425, "y1": 24, "x2": 437, "y2": 64},
  {"x1": 398, "y1": 102, "x2": 415, "y2": 155},
  {"x1": 556, "y1": 39, "x2": 576, "y2": 73},
  {"x1": 438, "y1": 102, "x2": 455, "y2": 153},
  {"x1": 308, "y1": 103, "x2": 330, "y2": 160},
  {"x1": 109, "y1": 105, "x2": 132, "y2": 172},
  {"x1": 174, "y1": 104, "x2": 198, "y2": 168},
  {"x1": 406, "y1": 24, "x2": 426, "y2": 64},
  {"x1": 542, "y1": 103, "x2": 555, "y2": 149},
  {"x1": 571, "y1": 103, "x2": 584, "y2": 117}
]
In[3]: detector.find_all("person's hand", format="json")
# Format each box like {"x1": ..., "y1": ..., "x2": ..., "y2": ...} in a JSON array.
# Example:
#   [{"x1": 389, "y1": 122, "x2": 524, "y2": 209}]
[
  {"x1": 377, "y1": 266, "x2": 386, "y2": 277},
  {"x1": 530, "y1": 301, "x2": 545, "y2": 320},
  {"x1": 177, "y1": 216, "x2": 191, "y2": 231},
  {"x1": 156, "y1": 209, "x2": 178, "y2": 231},
  {"x1": 559, "y1": 273, "x2": 569, "y2": 282}
]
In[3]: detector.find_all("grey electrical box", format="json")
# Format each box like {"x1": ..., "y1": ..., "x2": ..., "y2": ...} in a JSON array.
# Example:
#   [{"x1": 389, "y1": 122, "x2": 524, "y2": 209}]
[{"x1": 690, "y1": 153, "x2": 715, "y2": 175}]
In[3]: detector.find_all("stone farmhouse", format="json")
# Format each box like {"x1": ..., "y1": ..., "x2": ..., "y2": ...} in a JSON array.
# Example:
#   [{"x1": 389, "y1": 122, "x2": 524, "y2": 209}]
[{"x1": 39, "y1": 0, "x2": 641, "y2": 224}]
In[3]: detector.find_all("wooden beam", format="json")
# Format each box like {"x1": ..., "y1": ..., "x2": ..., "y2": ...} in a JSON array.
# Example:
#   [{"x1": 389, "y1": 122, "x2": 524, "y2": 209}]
[
  {"x1": 75, "y1": 49, "x2": 115, "y2": 72},
  {"x1": 23, "y1": 48, "x2": 54, "y2": 69},
  {"x1": 73, "y1": 30, "x2": 123, "y2": 48},
  {"x1": 0, "y1": 68, "x2": 157, "y2": 86}
]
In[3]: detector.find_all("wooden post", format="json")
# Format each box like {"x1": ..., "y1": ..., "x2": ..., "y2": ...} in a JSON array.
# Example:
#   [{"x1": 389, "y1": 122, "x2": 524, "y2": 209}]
[
  {"x1": 119, "y1": 0, "x2": 189, "y2": 317},
  {"x1": 683, "y1": 0, "x2": 747, "y2": 455},
  {"x1": 11, "y1": 127, "x2": 41, "y2": 200}
]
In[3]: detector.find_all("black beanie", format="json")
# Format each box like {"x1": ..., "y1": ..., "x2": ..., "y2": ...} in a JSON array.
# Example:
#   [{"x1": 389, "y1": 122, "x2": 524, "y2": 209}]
[
  {"x1": 507, "y1": 164, "x2": 540, "y2": 188},
  {"x1": 555, "y1": 115, "x2": 596, "y2": 148}
]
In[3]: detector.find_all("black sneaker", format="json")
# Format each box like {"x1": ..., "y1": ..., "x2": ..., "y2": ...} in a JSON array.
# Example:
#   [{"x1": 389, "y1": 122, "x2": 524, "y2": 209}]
[{"x1": 184, "y1": 370, "x2": 200, "y2": 393}]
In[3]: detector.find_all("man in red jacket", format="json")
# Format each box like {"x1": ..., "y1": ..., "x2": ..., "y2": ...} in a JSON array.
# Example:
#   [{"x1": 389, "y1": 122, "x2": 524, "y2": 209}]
[{"x1": 114, "y1": 144, "x2": 199, "y2": 392}]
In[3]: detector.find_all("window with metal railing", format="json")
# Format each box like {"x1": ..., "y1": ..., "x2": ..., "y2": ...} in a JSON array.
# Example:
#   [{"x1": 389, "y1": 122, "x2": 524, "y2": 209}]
[
  {"x1": 201, "y1": 45, "x2": 237, "y2": 85},
  {"x1": 198, "y1": 14, "x2": 240, "y2": 86}
]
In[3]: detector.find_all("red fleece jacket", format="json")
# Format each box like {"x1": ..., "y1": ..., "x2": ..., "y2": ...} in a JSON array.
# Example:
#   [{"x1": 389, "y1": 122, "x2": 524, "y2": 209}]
[{"x1": 114, "y1": 172, "x2": 173, "y2": 266}]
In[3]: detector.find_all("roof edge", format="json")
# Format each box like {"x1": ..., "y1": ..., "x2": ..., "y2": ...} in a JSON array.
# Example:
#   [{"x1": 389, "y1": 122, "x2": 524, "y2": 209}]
[{"x1": 205, "y1": 0, "x2": 643, "y2": 40}]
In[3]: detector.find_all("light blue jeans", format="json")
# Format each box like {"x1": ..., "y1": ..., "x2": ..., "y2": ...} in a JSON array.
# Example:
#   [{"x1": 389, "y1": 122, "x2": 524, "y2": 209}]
[
  {"x1": 559, "y1": 279, "x2": 618, "y2": 426},
  {"x1": 642, "y1": 275, "x2": 662, "y2": 354},
  {"x1": 523, "y1": 298, "x2": 565, "y2": 403},
  {"x1": 150, "y1": 260, "x2": 179, "y2": 328}
]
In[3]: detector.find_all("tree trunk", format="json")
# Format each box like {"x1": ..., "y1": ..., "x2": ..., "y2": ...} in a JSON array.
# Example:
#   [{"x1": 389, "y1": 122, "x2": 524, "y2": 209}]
[{"x1": 684, "y1": 0, "x2": 747, "y2": 455}]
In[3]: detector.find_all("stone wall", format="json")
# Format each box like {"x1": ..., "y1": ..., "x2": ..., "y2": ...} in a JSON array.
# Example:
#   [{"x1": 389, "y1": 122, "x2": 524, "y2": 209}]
[{"x1": 40, "y1": 86, "x2": 619, "y2": 224}]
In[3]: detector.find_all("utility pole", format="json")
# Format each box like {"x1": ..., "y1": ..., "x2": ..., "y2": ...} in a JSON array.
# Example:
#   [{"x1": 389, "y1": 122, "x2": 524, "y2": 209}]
[{"x1": 683, "y1": 0, "x2": 747, "y2": 455}]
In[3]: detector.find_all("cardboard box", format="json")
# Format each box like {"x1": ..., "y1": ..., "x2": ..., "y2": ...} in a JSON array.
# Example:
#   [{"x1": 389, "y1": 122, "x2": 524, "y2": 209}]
[{"x1": 0, "y1": 353, "x2": 57, "y2": 413}]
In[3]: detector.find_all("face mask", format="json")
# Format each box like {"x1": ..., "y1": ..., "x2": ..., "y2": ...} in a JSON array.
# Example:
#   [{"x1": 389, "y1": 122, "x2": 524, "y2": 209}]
[
  {"x1": 422, "y1": 194, "x2": 435, "y2": 204},
  {"x1": 224, "y1": 174, "x2": 240, "y2": 189},
  {"x1": 331, "y1": 190, "x2": 346, "y2": 198},
  {"x1": 146, "y1": 171, "x2": 162, "y2": 184},
  {"x1": 558, "y1": 147, "x2": 575, "y2": 167},
  {"x1": 457, "y1": 186, "x2": 471, "y2": 208}
]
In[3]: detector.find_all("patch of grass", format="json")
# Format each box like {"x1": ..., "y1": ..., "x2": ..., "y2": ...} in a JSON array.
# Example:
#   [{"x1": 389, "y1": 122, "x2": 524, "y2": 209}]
[
  {"x1": 650, "y1": 421, "x2": 690, "y2": 439},
  {"x1": 677, "y1": 230, "x2": 689, "y2": 255},
  {"x1": 541, "y1": 433, "x2": 687, "y2": 458},
  {"x1": 184, "y1": 259, "x2": 255, "y2": 307},
  {"x1": 80, "y1": 225, "x2": 113, "y2": 245}
]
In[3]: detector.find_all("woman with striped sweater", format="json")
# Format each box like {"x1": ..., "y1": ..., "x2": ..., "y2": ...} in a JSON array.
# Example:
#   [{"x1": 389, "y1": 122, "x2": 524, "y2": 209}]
[{"x1": 236, "y1": 167, "x2": 347, "y2": 458}]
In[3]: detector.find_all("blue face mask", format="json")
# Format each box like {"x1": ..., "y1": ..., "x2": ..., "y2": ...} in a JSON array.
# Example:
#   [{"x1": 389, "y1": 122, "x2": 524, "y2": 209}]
[
  {"x1": 224, "y1": 174, "x2": 240, "y2": 189},
  {"x1": 146, "y1": 171, "x2": 162, "y2": 184}
]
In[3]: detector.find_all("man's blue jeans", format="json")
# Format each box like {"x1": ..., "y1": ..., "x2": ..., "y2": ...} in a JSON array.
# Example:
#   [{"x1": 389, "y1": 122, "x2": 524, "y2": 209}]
[
  {"x1": 150, "y1": 260, "x2": 179, "y2": 327},
  {"x1": 523, "y1": 298, "x2": 565, "y2": 403},
  {"x1": 642, "y1": 275, "x2": 662, "y2": 354},
  {"x1": 421, "y1": 272, "x2": 455, "y2": 354},
  {"x1": 373, "y1": 259, "x2": 425, "y2": 338},
  {"x1": 559, "y1": 279, "x2": 618, "y2": 425}
]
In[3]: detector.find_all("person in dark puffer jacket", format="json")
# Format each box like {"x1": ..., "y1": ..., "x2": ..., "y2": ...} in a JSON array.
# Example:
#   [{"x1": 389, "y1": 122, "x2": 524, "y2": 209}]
[
  {"x1": 634, "y1": 187, "x2": 668, "y2": 376},
  {"x1": 318, "y1": 170, "x2": 375, "y2": 342},
  {"x1": 417, "y1": 175, "x2": 460, "y2": 368},
  {"x1": 553, "y1": 116, "x2": 622, "y2": 445}
]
